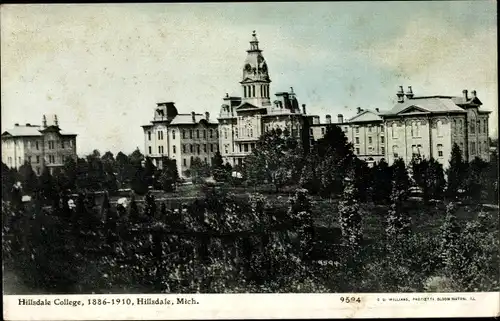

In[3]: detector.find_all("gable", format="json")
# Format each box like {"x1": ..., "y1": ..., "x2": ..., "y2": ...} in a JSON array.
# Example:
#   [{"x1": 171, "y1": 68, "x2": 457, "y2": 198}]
[
  {"x1": 349, "y1": 111, "x2": 383, "y2": 123},
  {"x1": 398, "y1": 105, "x2": 430, "y2": 114},
  {"x1": 236, "y1": 102, "x2": 261, "y2": 110}
]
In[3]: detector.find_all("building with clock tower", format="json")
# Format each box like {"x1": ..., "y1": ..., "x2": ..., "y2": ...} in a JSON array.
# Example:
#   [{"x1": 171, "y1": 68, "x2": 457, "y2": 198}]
[{"x1": 218, "y1": 31, "x2": 314, "y2": 167}]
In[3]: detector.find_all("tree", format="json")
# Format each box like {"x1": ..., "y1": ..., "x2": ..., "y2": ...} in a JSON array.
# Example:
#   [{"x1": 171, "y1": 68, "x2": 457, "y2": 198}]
[
  {"x1": 63, "y1": 157, "x2": 78, "y2": 191},
  {"x1": 244, "y1": 128, "x2": 303, "y2": 192},
  {"x1": 158, "y1": 157, "x2": 179, "y2": 192},
  {"x1": 411, "y1": 156, "x2": 446, "y2": 203},
  {"x1": 371, "y1": 159, "x2": 392, "y2": 204},
  {"x1": 2, "y1": 162, "x2": 18, "y2": 201},
  {"x1": 287, "y1": 189, "x2": 314, "y2": 259},
  {"x1": 386, "y1": 158, "x2": 411, "y2": 242},
  {"x1": 101, "y1": 151, "x2": 118, "y2": 192},
  {"x1": 212, "y1": 152, "x2": 231, "y2": 182},
  {"x1": 446, "y1": 143, "x2": 467, "y2": 200},
  {"x1": 39, "y1": 167, "x2": 56, "y2": 204},
  {"x1": 338, "y1": 161, "x2": 362, "y2": 251},
  {"x1": 18, "y1": 161, "x2": 38, "y2": 194},
  {"x1": 190, "y1": 157, "x2": 210, "y2": 184},
  {"x1": 438, "y1": 202, "x2": 466, "y2": 288},
  {"x1": 313, "y1": 125, "x2": 355, "y2": 197},
  {"x1": 115, "y1": 151, "x2": 131, "y2": 188},
  {"x1": 464, "y1": 157, "x2": 489, "y2": 203}
]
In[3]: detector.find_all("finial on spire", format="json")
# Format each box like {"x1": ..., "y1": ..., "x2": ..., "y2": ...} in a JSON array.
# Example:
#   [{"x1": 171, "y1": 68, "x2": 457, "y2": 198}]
[{"x1": 252, "y1": 30, "x2": 256, "y2": 36}]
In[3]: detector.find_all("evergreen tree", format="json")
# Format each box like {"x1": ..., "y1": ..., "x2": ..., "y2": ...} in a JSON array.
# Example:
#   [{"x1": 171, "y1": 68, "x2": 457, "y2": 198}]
[
  {"x1": 159, "y1": 157, "x2": 179, "y2": 192},
  {"x1": 18, "y1": 161, "x2": 38, "y2": 194},
  {"x1": 411, "y1": 156, "x2": 446, "y2": 203},
  {"x1": 314, "y1": 125, "x2": 355, "y2": 197},
  {"x1": 439, "y1": 202, "x2": 466, "y2": 286},
  {"x1": 372, "y1": 159, "x2": 392, "y2": 204},
  {"x1": 386, "y1": 158, "x2": 411, "y2": 242},
  {"x1": 464, "y1": 157, "x2": 488, "y2": 203},
  {"x1": 338, "y1": 161, "x2": 362, "y2": 250},
  {"x1": 445, "y1": 143, "x2": 466, "y2": 200},
  {"x1": 190, "y1": 157, "x2": 210, "y2": 184}
]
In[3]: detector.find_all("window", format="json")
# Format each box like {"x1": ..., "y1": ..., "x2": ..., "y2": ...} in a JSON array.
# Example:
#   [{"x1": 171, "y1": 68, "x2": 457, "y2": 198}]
[
  {"x1": 36, "y1": 156, "x2": 40, "y2": 163},
  {"x1": 182, "y1": 145, "x2": 186, "y2": 153},
  {"x1": 412, "y1": 145, "x2": 418, "y2": 157},
  {"x1": 249, "y1": 129, "x2": 253, "y2": 137},
  {"x1": 203, "y1": 130, "x2": 206, "y2": 139},
  {"x1": 148, "y1": 131, "x2": 151, "y2": 141},
  {"x1": 203, "y1": 144, "x2": 207, "y2": 153},
  {"x1": 158, "y1": 131, "x2": 162, "y2": 140},
  {"x1": 470, "y1": 121, "x2": 475, "y2": 134},
  {"x1": 148, "y1": 146, "x2": 152, "y2": 154},
  {"x1": 368, "y1": 126, "x2": 372, "y2": 133},
  {"x1": 183, "y1": 159, "x2": 187, "y2": 166},
  {"x1": 48, "y1": 141, "x2": 55, "y2": 149},
  {"x1": 209, "y1": 129, "x2": 213, "y2": 138},
  {"x1": 183, "y1": 130, "x2": 187, "y2": 139},
  {"x1": 211, "y1": 144, "x2": 214, "y2": 153},
  {"x1": 411, "y1": 122, "x2": 417, "y2": 137},
  {"x1": 27, "y1": 156, "x2": 32, "y2": 163},
  {"x1": 355, "y1": 137, "x2": 360, "y2": 144},
  {"x1": 197, "y1": 145, "x2": 200, "y2": 154},
  {"x1": 251, "y1": 143, "x2": 255, "y2": 150},
  {"x1": 235, "y1": 128, "x2": 239, "y2": 137},
  {"x1": 392, "y1": 123, "x2": 398, "y2": 138},
  {"x1": 381, "y1": 136, "x2": 385, "y2": 144},
  {"x1": 309, "y1": 128, "x2": 313, "y2": 135},
  {"x1": 437, "y1": 120, "x2": 443, "y2": 137},
  {"x1": 417, "y1": 144, "x2": 422, "y2": 155},
  {"x1": 321, "y1": 128, "x2": 325, "y2": 135},
  {"x1": 190, "y1": 156, "x2": 194, "y2": 164},
  {"x1": 204, "y1": 157, "x2": 207, "y2": 164},
  {"x1": 36, "y1": 167, "x2": 40, "y2": 175},
  {"x1": 356, "y1": 148, "x2": 360, "y2": 154},
  {"x1": 190, "y1": 145, "x2": 193, "y2": 153},
  {"x1": 190, "y1": 130, "x2": 193, "y2": 139},
  {"x1": 36, "y1": 141, "x2": 39, "y2": 150},
  {"x1": 172, "y1": 130, "x2": 176, "y2": 139},
  {"x1": 368, "y1": 137, "x2": 372, "y2": 144},
  {"x1": 471, "y1": 142, "x2": 476, "y2": 154},
  {"x1": 158, "y1": 146, "x2": 164, "y2": 154},
  {"x1": 224, "y1": 129, "x2": 228, "y2": 139},
  {"x1": 355, "y1": 127, "x2": 359, "y2": 134},
  {"x1": 197, "y1": 130, "x2": 200, "y2": 138},
  {"x1": 173, "y1": 145, "x2": 176, "y2": 154},
  {"x1": 344, "y1": 127, "x2": 348, "y2": 132},
  {"x1": 61, "y1": 141, "x2": 65, "y2": 148},
  {"x1": 244, "y1": 144, "x2": 249, "y2": 152},
  {"x1": 381, "y1": 147, "x2": 385, "y2": 154},
  {"x1": 392, "y1": 145, "x2": 399, "y2": 158}
]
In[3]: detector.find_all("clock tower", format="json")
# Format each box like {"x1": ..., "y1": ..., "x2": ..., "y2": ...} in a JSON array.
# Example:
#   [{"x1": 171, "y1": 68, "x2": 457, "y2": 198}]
[{"x1": 241, "y1": 31, "x2": 272, "y2": 107}]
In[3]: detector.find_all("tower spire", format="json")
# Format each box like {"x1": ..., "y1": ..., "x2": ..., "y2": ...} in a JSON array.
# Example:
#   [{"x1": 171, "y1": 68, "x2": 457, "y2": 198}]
[{"x1": 241, "y1": 31, "x2": 271, "y2": 107}]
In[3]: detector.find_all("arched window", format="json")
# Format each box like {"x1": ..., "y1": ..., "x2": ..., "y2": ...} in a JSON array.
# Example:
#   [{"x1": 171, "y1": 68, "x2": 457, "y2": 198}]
[
  {"x1": 244, "y1": 86, "x2": 247, "y2": 98},
  {"x1": 252, "y1": 85, "x2": 255, "y2": 97},
  {"x1": 470, "y1": 119, "x2": 475, "y2": 134},
  {"x1": 172, "y1": 130, "x2": 176, "y2": 139},
  {"x1": 391, "y1": 122, "x2": 398, "y2": 138},
  {"x1": 411, "y1": 122, "x2": 417, "y2": 137},
  {"x1": 209, "y1": 129, "x2": 213, "y2": 138}
]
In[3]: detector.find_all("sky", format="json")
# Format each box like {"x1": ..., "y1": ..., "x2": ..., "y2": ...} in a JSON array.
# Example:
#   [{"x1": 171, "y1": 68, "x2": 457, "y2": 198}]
[{"x1": 1, "y1": 2, "x2": 497, "y2": 156}]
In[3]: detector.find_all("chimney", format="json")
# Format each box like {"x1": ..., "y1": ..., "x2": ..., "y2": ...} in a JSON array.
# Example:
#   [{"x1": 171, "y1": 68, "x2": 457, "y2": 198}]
[
  {"x1": 463, "y1": 89, "x2": 468, "y2": 100},
  {"x1": 405, "y1": 86, "x2": 414, "y2": 99},
  {"x1": 191, "y1": 111, "x2": 196, "y2": 123},
  {"x1": 26, "y1": 123, "x2": 31, "y2": 127},
  {"x1": 225, "y1": 93, "x2": 229, "y2": 98},
  {"x1": 54, "y1": 115, "x2": 59, "y2": 127},
  {"x1": 205, "y1": 112, "x2": 210, "y2": 121},
  {"x1": 375, "y1": 108, "x2": 380, "y2": 113},
  {"x1": 42, "y1": 115, "x2": 47, "y2": 128},
  {"x1": 471, "y1": 90, "x2": 477, "y2": 98},
  {"x1": 14, "y1": 123, "x2": 19, "y2": 127},
  {"x1": 337, "y1": 114, "x2": 344, "y2": 123},
  {"x1": 356, "y1": 107, "x2": 362, "y2": 114},
  {"x1": 326, "y1": 115, "x2": 332, "y2": 124},
  {"x1": 302, "y1": 104, "x2": 306, "y2": 114},
  {"x1": 397, "y1": 85, "x2": 405, "y2": 103}
]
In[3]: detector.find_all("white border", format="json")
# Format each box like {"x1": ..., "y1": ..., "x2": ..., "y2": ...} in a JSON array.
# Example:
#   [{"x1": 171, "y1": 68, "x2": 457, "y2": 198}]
[{"x1": 3, "y1": 293, "x2": 500, "y2": 320}]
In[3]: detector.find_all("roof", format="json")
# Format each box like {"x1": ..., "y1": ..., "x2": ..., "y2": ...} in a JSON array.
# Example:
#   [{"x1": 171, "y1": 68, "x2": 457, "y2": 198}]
[
  {"x1": 2, "y1": 125, "x2": 77, "y2": 137},
  {"x1": 385, "y1": 97, "x2": 467, "y2": 116},
  {"x1": 2, "y1": 125, "x2": 43, "y2": 137},
  {"x1": 169, "y1": 114, "x2": 218, "y2": 126},
  {"x1": 348, "y1": 109, "x2": 387, "y2": 123}
]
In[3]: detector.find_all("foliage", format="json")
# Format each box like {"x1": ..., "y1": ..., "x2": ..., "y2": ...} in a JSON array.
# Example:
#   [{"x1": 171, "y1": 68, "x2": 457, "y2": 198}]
[
  {"x1": 190, "y1": 157, "x2": 211, "y2": 184},
  {"x1": 411, "y1": 156, "x2": 446, "y2": 203},
  {"x1": 245, "y1": 128, "x2": 303, "y2": 192},
  {"x1": 445, "y1": 143, "x2": 467, "y2": 200},
  {"x1": 371, "y1": 159, "x2": 392, "y2": 204}
]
